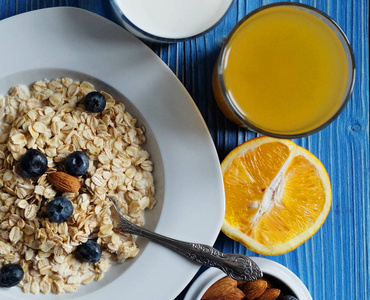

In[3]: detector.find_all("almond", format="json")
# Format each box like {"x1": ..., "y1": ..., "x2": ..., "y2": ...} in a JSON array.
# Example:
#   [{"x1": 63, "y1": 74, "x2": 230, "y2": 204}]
[
  {"x1": 264, "y1": 277, "x2": 274, "y2": 289},
  {"x1": 237, "y1": 280, "x2": 247, "y2": 286},
  {"x1": 202, "y1": 277, "x2": 245, "y2": 300},
  {"x1": 255, "y1": 288, "x2": 281, "y2": 300},
  {"x1": 241, "y1": 279, "x2": 268, "y2": 300},
  {"x1": 47, "y1": 172, "x2": 81, "y2": 193}
]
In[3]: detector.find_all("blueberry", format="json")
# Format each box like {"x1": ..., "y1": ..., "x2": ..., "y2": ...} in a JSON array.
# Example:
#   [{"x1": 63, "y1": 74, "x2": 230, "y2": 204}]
[
  {"x1": 18, "y1": 149, "x2": 48, "y2": 179},
  {"x1": 75, "y1": 240, "x2": 102, "y2": 263},
  {"x1": 47, "y1": 196, "x2": 73, "y2": 223},
  {"x1": 64, "y1": 151, "x2": 89, "y2": 176},
  {"x1": 282, "y1": 296, "x2": 299, "y2": 300},
  {"x1": 0, "y1": 264, "x2": 24, "y2": 288},
  {"x1": 84, "y1": 91, "x2": 106, "y2": 113}
]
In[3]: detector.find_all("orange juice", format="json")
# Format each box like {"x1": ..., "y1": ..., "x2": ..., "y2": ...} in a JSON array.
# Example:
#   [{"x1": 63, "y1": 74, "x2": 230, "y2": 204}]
[{"x1": 213, "y1": 4, "x2": 354, "y2": 137}]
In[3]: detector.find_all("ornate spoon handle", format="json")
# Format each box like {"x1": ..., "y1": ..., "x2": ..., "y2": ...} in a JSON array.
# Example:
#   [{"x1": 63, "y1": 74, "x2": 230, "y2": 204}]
[{"x1": 111, "y1": 200, "x2": 262, "y2": 281}]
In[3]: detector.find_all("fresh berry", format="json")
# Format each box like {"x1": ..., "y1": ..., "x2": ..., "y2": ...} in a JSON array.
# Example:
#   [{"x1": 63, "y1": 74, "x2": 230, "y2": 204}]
[
  {"x1": 83, "y1": 91, "x2": 106, "y2": 113},
  {"x1": 47, "y1": 196, "x2": 73, "y2": 223},
  {"x1": 18, "y1": 149, "x2": 48, "y2": 179},
  {"x1": 75, "y1": 240, "x2": 102, "y2": 263},
  {"x1": 0, "y1": 264, "x2": 24, "y2": 288},
  {"x1": 64, "y1": 151, "x2": 89, "y2": 176},
  {"x1": 282, "y1": 296, "x2": 299, "y2": 300}
]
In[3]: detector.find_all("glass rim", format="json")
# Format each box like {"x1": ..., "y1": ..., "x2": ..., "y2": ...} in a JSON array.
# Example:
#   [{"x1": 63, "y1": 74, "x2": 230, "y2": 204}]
[
  {"x1": 109, "y1": 0, "x2": 235, "y2": 43},
  {"x1": 216, "y1": 2, "x2": 356, "y2": 139}
]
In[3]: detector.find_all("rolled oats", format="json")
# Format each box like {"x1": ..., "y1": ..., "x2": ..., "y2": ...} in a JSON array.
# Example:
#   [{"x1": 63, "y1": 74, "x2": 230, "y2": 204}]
[{"x1": 0, "y1": 78, "x2": 156, "y2": 294}]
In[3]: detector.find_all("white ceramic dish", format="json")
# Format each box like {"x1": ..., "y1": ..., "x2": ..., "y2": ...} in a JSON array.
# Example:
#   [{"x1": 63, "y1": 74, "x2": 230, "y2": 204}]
[
  {"x1": 185, "y1": 257, "x2": 312, "y2": 300},
  {"x1": 0, "y1": 7, "x2": 225, "y2": 300}
]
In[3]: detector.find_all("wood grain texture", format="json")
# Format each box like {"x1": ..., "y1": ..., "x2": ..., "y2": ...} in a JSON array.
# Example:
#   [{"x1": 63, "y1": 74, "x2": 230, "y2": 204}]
[{"x1": 0, "y1": 0, "x2": 368, "y2": 299}]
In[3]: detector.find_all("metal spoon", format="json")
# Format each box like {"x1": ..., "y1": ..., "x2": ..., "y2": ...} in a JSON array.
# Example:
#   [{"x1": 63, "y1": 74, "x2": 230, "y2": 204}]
[{"x1": 109, "y1": 198, "x2": 262, "y2": 281}]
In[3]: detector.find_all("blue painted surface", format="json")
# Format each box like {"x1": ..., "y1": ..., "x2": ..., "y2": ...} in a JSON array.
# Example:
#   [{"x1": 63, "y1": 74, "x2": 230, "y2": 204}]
[{"x1": 0, "y1": 1, "x2": 368, "y2": 299}]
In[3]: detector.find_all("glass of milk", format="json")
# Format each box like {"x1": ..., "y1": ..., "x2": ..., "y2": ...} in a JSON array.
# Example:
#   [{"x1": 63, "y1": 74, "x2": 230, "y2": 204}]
[{"x1": 110, "y1": 0, "x2": 235, "y2": 42}]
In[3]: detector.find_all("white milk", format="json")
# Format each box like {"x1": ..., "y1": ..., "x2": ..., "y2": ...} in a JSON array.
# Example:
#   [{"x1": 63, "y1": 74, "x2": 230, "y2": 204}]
[{"x1": 112, "y1": 0, "x2": 234, "y2": 40}]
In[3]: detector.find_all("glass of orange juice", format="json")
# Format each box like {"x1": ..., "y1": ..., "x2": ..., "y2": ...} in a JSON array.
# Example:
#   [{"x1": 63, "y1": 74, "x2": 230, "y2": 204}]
[{"x1": 212, "y1": 3, "x2": 355, "y2": 138}]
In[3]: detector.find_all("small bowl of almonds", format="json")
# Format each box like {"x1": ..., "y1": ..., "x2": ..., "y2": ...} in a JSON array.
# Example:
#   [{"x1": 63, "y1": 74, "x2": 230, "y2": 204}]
[{"x1": 184, "y1": 257, "x2": 312, "y2": 300}]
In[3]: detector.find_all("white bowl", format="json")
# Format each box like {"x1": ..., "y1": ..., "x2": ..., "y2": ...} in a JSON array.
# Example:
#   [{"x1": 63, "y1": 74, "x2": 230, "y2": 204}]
[
  {"x1": 109, "y1": 0, "x2": 234, "y2": 42},
  {"x1": 184, "y1": 257, "x2": 312, "y2": 300},
  {"x1": 0, "y1": 8, "x2": 225, "y2": 300}
]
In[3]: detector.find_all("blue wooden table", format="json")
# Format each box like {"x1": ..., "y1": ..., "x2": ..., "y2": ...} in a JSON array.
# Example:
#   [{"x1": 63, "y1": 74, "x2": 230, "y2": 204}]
[{"x1": 0, "y1": 1, "x2": 368, "y2": 299}]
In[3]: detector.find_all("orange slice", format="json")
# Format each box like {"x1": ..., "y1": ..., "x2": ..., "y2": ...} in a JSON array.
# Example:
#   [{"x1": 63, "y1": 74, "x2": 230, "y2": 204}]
[{"x1": 221, "y1": 136, "x2": 331, "y2": 255}]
